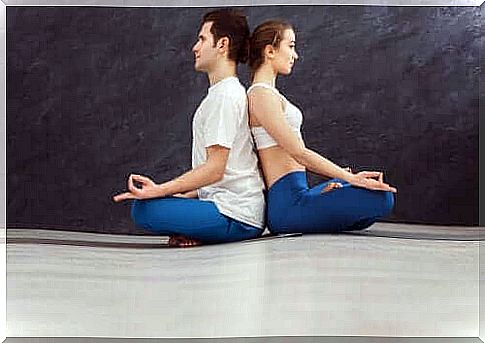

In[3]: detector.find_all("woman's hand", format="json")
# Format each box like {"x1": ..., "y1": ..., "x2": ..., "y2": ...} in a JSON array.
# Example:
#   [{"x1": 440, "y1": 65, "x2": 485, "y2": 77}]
[
  {"x1": 112, "y1": 174, "x2": 164, "y2": 202},
  {"x1": 348, "y1": 171, "x2": 397, "y2": 193}
]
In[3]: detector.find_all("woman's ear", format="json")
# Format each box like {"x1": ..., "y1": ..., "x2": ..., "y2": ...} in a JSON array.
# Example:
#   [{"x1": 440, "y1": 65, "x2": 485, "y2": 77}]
[{"x1": 264, "y1": 44, "x2": 276, "y2": 60}]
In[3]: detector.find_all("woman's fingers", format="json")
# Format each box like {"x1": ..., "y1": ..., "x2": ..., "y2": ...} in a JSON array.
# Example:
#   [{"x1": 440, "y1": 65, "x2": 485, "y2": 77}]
[
  {"x1": 369, "y1": 179, "x2": 397, "y2": 193},
  {"x1": 355, "y1": 171, "x2": 396, "y2": 192},
  {"x1": 368, "y1": 173, "x2": 397, "y2": 192},
  {"x1": 353, "y1": 176, "x2": 397, "y2": 193},
  {"x1": 357, "y1": 171, "x2": 387, "y2": 186},
  {"x1": 357, "y1": 171, "x2": 381, "y2": 178}
]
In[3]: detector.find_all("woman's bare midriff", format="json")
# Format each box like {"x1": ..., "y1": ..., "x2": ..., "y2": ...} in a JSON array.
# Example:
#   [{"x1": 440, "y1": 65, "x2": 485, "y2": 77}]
[{"x1": 258, "y1": 146, "x2": 305, "y2": 189}]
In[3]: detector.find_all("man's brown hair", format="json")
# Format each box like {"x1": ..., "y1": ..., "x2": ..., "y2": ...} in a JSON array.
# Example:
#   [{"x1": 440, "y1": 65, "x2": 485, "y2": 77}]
[{"x1": 200, "y1": 9, "x2": 250, "y2": 64}]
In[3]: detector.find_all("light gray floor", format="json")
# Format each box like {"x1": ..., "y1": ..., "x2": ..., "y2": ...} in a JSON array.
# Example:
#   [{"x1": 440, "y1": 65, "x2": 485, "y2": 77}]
[{"x1": 7, "y1": 224, "x2": 480, "y2": 338}]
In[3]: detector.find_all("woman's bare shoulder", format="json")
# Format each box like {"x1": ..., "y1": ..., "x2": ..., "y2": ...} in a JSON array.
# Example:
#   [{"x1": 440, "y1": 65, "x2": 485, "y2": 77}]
[{"x1": 248, "y1": 85, "x2": 282, "y2": 103}]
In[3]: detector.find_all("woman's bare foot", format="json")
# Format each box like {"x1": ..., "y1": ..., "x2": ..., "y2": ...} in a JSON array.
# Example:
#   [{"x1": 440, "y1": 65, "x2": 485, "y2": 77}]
[
  {"x1": 320, "y1": 167, "x2": 350, "y2": 194},
  {"x1": 321, "y1": 182, "x2": 343, "y2": 194},
  {"x1": 168, "y1": 235, "x2": 202, "y2": 247}
]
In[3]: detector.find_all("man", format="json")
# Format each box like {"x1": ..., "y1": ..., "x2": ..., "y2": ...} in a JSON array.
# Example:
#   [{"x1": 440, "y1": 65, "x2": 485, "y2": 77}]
[{"x1": 113, "y1": 9, "x2": 265, "y2": 247}]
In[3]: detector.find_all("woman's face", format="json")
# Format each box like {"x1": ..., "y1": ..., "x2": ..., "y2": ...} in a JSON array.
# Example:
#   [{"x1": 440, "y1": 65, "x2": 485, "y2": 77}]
[{"x1": 271, "y1": 29, "x2": 299, "y2": 75}]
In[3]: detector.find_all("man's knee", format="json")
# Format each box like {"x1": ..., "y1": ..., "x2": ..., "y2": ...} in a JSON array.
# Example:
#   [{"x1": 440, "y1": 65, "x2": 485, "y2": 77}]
[{"x1": 131, "y1": 199, "x2": 151, "y2": 229}]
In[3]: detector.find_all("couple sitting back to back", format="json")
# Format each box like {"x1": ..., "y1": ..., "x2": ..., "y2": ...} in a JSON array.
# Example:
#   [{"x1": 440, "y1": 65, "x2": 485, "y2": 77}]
[{"x1": 113, "y1": 8, "x2": 397, "y2": 247}]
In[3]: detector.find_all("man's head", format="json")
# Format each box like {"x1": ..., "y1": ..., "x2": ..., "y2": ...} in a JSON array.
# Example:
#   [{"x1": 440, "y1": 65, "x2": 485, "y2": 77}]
[{"x1": 192, "y1": 9, "x2": 250, "y2": 72}]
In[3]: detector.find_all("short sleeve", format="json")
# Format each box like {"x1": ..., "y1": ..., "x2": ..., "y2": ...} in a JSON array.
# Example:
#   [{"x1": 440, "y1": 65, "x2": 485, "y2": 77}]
[{"x1": 202, "y1": 93, "x2": 243, "y2": 149}]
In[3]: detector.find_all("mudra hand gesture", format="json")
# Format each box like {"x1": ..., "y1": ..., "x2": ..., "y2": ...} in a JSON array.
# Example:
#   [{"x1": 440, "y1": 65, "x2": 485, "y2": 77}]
[
  {"x1": 321, "y1": 168, "x2": 397, "y2": 194},
  {"x1": 349, "y1": 171, "x2": 397, "y2": 193},
  {"x1": 113, "y1": 174, "x2": 162, "y2": 202}
]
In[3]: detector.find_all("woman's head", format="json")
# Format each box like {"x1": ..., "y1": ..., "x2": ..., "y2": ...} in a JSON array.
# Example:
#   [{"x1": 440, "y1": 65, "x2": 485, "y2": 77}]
[{"x1": 248, "y1": 20, "x2": 299, "y2": 77}]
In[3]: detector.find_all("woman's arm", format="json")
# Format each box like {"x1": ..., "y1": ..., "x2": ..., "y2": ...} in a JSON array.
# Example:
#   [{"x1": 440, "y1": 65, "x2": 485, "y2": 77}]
[
  {"x1": 248, "y1": 88, "x2": 353, "y2": 181},
  {"x1": 248, "y1": 88, "x2": 396, "y2": 193}
]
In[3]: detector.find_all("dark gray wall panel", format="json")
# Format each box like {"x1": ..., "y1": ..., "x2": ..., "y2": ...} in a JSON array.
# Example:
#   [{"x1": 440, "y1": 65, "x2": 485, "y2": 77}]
[{"x1": 7, "y1": 6, "x2": 479, "y2": 233}]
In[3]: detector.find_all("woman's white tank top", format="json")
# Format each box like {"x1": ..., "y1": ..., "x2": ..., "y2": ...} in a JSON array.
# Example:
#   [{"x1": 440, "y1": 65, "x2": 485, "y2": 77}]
[{"x1": 247, "y1": 83, "x2": 303, "y2": 150}]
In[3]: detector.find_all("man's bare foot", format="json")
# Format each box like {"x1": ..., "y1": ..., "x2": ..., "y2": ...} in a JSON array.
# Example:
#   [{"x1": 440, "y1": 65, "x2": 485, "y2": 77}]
[{"x1": 168, "y1": 235, "x2": 202, "y2": 247}]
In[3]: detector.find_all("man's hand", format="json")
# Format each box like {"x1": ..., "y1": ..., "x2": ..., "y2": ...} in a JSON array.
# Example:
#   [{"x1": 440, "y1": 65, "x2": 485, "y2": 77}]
[
  {"x1": 112, "y1": 174, "x2": 164, "y2": 202},
  {"x1": 113, "y1": 145, "x2": 229, "y2": 203},
  {"x1": 173, "y1": 190, "x2": 199, "y2": 198}
]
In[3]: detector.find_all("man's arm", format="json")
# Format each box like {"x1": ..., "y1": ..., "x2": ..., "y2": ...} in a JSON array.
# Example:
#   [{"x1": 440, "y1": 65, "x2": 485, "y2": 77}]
[
  {"x1": 112, "y1": 145, "x2": 229, "y2": 202},
  {"x1": 159, "y1": 144, "x2": 229, "y2": 196}
]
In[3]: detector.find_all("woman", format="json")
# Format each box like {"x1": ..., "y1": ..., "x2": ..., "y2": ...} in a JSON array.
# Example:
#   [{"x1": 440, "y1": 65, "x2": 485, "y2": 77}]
[{"x1": 246, "y1": 20, "x2": 397, "y2": 234}]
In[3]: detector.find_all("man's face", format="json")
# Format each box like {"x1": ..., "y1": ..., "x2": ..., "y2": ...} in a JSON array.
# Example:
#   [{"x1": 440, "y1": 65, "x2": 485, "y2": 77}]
[{"x1": 192, "y1": 21, "x2": 219, "y2": 72}]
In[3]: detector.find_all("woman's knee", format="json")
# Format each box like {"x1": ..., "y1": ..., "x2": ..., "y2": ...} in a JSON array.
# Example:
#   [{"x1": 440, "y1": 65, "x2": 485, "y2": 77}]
[{"x1": 379, "y1": 191, "x2": 395, "y2": 217}]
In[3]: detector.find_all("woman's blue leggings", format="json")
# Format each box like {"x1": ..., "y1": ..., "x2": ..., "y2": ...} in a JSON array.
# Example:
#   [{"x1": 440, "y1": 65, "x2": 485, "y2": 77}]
[
  {"x1": 131, "y1": 197, "x2": 263, "y2": 244},
  {"x1": 267, "y1": 171, "x2": 395, "y2": 234}
]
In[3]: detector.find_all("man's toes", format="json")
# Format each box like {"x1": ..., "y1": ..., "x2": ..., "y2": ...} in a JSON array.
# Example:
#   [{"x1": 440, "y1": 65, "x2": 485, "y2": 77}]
[
  {"x1": 168, "y1": 236, "x2": 180, "y2": 246},
  {"x1": 186, "y1": 239, "x2": 201, "y2": 247},
  {"x1": 168, "y1": 235, "x2": 201, "y2": 247}
]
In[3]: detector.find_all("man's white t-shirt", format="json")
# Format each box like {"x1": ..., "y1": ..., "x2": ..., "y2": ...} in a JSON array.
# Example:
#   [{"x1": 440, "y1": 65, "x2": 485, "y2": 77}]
[{"x1": 192, "y1": 76, "x2": 265, "y2": 229}]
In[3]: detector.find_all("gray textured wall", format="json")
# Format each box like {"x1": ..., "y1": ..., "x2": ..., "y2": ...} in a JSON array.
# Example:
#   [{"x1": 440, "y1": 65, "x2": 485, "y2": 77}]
[{"x1": 7, "y1": 6, "x2": 479, "y2": 234}]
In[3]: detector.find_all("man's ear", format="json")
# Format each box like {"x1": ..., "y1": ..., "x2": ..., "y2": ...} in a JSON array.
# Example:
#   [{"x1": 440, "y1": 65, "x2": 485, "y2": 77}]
[{"x1": 217, "y1": 37, "x2": 230, "y2": 54}]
